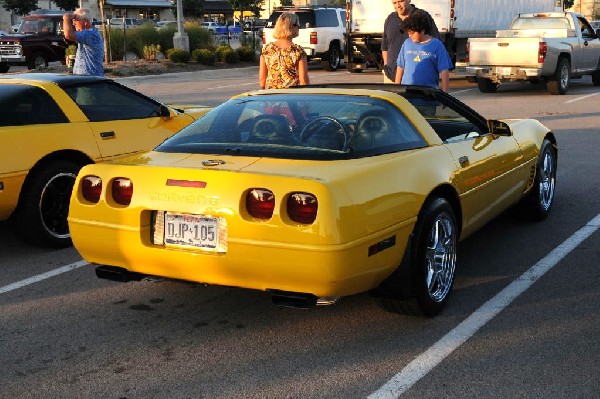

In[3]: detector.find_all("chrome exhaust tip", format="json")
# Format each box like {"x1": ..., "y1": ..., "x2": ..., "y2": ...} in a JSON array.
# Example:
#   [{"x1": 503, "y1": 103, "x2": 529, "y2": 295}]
[{"x1": 316, "y1": 296, "x2": 341, "y2": 306}]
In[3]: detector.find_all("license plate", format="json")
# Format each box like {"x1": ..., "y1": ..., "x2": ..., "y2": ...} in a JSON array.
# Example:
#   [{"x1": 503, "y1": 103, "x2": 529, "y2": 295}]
[
  {"x1": 500, "y1": 67, "x2": 512, "y2": 75},
  {"x1": 163, "y1": 212, "x2": 227, "y2": 252}
]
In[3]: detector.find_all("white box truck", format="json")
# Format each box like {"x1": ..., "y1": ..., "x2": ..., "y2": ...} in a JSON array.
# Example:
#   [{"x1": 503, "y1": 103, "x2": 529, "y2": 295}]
[{"x1": 344, "y1": 0, "x2": 562, "y2": 73}]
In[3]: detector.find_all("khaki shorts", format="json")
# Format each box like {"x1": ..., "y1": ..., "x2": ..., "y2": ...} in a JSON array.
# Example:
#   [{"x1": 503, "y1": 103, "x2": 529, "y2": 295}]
[{"x1": 383, "y1": 69, "x2": 395, "y2": 84}]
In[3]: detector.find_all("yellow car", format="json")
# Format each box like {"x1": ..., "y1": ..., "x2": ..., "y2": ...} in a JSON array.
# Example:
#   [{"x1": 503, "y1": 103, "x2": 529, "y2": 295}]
[
  {"x1": 0, "y1": 73, "x2": 208, "y2": 248},
  {"x1": 68, "y1": 84, "x2": 557, "y2": 316}
]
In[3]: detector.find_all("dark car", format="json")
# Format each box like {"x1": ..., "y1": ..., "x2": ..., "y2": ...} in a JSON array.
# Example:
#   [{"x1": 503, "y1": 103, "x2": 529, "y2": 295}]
[{"x1": 0, "y1": 10, "x2": 71, "y2": 73}]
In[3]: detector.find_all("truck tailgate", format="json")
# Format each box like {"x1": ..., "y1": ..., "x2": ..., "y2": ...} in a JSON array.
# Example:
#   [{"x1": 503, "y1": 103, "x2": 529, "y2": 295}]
[{"x1": 468, "y1": 37, "x2": 542, "y2": 67}]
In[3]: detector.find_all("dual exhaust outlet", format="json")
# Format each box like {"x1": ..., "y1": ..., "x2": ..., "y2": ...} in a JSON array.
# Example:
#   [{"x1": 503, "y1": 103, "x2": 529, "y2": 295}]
[{"x1": 95, "y1": 265, "x2": 339, "y2": 309}]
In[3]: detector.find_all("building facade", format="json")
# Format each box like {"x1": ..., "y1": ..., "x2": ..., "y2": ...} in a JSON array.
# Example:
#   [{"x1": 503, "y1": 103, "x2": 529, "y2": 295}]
[{"x1": 568, "y1": 0, "x2": 600, "y2": 20}]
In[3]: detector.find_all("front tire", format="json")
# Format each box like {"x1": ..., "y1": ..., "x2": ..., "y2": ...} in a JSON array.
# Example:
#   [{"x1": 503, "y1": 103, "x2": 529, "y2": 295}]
[
  {"x1": 378, "y1": 198, "x2": 458, "y2": 317},
  {"x1": 516, "y1": 139, "x2": 557, "y2": 221},
  {"x1": 547, "y1": 58, "x2": 570, "y2": 95},
  {"x1": 10, "y1": 160, "x2": 81, "y2": 248},
  {"x1": 0, "y1": 63, "x2": 9, "y2": 73}
]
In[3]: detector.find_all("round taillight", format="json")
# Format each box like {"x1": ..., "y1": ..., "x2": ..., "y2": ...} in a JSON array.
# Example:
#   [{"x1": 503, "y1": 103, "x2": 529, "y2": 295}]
[
  {"x1": 287, "y1": 192, "x2": 318, "y2": 224},
  {"x1": 81, "y1": 175, "x2": 102, "y2": 203},
  {"x1": 246, "y1": 188, "x2": 275, "y2": 219},
  {"x1": 112, "y1": 178, "x2": 133, "y2": 206}
]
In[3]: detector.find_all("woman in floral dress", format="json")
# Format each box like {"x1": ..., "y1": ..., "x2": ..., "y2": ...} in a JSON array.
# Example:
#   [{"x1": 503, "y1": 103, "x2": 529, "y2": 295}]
[{"x1": 259, "y1": 12, "x2": 310, "y2": 89}]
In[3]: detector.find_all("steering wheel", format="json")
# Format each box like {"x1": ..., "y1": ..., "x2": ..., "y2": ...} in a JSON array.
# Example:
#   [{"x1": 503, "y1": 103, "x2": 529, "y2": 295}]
[{"x1": 299, "y1": 116, "x2": 348, "y2": 150}]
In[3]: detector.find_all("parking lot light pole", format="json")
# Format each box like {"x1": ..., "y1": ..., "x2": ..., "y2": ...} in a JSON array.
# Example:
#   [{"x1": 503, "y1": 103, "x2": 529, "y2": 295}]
[{"x1": 173, "y1": 0, "x2": 189, "y2": 52}]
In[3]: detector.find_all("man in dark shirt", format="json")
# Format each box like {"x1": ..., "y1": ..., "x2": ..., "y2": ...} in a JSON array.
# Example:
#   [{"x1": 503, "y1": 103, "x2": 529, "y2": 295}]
[{"x1": 381, "y1": 0, "x2": 439, "y2": 83}]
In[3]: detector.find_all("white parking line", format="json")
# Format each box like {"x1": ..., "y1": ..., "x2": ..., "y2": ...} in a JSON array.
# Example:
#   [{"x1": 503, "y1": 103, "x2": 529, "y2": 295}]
[
  {"x1": 451, "y1": 88, "x2": 477, "y2": 95},
  {"x1": 0, "y1": 260, "x2": 88, "y2": 295},
  {"x1": 205, "y1": 82, "x2": 256, "y2": 90},
  {"x1": 369, "y1": 213, "x2": 600, "y2": 399},
  {"x1": 565, "y1": 92, "x2": 600, "y2": 103}
]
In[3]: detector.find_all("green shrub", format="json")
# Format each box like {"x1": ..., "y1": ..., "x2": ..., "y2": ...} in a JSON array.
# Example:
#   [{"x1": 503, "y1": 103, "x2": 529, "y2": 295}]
[
  {"x1": 129, "y1": 25, "x2": 161, "y2": 57},
  {"x1": 167, "y1": 48, "x2": 191, "y2": 63},
  {"x1": 185, "y1": 26, "x2": 215, "y2": 52},
  {"x1": 215, "y1": 45, "x2": 232, "y2": 62},
  {"x1": 191, "y1": 48, "x2": 216, "y2": 65},
  {"x1": 156, "y1": 28, "x2": 176, "y2": 54},
  {"x1": 222, "y1": 48, "x2": 239, "y2": 64},
  {"x1": 106, "y1": 28, "x2": 143, "y2": 60},
  {"x1": 236, "y1": 45, "x2": 256, "y2": 62},
  {"x1": 65, "y1": 44, "x2": 77, "y2": 56}
]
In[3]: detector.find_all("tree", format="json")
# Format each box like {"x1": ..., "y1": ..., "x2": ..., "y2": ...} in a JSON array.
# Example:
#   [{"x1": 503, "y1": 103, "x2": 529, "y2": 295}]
[
  {"x1": 228, "y1": 0, "x2": 264, "y2": 21},
  {"x1": 180, "y1": 0, "x2": 204, "y2": 19},
  {"x1": 53, "y1": 0, "x2": 79, "y2": 10},
  {"x1": 0, "y1": 0, "x2": 39, "y2": 15},
  {"x1": 563, "y1": 0, "x2": 574, "y2": 9}
]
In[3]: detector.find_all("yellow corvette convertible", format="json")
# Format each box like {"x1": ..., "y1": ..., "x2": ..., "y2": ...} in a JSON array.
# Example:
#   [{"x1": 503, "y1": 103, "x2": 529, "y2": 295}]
[
  {"x1": 68, "y1": 84, "x2": 557, "y2": 316},
  {"x1": 0, "y1": 73, "x2": 208, "y2": 248}
]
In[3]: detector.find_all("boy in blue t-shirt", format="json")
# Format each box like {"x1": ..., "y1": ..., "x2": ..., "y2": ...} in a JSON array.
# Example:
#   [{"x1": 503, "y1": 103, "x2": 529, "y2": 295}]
[{"x1": 394, "y1": 9, "x2": 453, "y2": 92}]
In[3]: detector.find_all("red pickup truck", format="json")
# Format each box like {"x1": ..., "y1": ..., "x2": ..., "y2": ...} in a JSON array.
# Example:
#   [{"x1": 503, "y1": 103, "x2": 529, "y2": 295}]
[{"x1": 0, "y1": 10, "x2": 71, "y2": 73}]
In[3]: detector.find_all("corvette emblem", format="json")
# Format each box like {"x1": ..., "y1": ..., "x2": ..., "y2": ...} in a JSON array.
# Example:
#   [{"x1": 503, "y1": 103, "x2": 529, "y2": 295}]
[{"x1": 202, "y1": 159, "x2": 226, "y2": 166}]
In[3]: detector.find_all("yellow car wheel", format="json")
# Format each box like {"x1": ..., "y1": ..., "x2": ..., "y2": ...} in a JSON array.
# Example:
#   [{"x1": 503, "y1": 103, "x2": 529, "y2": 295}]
[
  {"x1": 515, "y1": 139, "x2": 557, "y2": 221},
  {"x1": 378, "y1": 197, "x2": 458, "y2": 317},
  {"x1": 11, "y1": 160, "x2": 80, "y2": 248}
]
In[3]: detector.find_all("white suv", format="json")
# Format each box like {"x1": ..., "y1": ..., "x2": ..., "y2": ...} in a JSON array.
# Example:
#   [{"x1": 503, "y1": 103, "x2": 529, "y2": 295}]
[{"x1": 262, "y1": 7, "x2": 346, "y2": 71}]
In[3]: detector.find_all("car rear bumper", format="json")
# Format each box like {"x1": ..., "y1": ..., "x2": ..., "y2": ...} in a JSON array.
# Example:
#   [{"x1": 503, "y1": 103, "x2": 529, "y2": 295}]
[
  {"x1": 465, "y1": 66, "x2": 543, "y2": 81},
  {"x1": 69, "y1": 217, "x2": 410, "y2": 298}
]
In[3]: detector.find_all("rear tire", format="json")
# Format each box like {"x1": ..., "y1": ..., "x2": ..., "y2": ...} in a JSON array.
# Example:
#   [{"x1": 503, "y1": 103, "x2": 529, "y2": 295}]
[
  {"x1": 321, "y1": 44, "x2": 341, "y2": 71},
  {"x1": 10, "y1": 160, "x2": 81, "y2": 248},
  {"x1": 476, "y1": 78, "x2": 499, "y2": 93},
  {"x1": 547, "y1": 58, "x2": 570, "y2": 95},
  {"x1": 378, "y1": 198, "x2": 458, "y2": 317}
]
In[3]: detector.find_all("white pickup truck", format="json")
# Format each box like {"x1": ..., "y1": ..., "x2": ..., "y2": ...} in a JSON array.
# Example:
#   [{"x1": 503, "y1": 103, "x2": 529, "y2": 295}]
[{"x1": 465, "y1": 12, "x2": 600, "y2": 94}]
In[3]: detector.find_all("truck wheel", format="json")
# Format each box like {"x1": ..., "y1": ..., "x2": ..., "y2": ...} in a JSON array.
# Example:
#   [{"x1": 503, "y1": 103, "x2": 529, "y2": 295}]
[
  {"x1": 476, "y1": 78, "x2": 499, "y2": 93},
  {"x1": 10, "y1": 160, "x2": 81, "y2": 248},
  {"x1": 0, "y1": 63, "x2": 9, "y2": 73},
  {"x1": 321, "y1": 44, "x2": 341, "y2": 71},
  {"x1": 547, "y1": 58, "x2": 570, "y2": 95},
  {"x1": 592, "y1": 70, "x2": 600, "y2": 86},
  {"x1": 28, "y1": 53, "x2": 48, "y2": 70}
]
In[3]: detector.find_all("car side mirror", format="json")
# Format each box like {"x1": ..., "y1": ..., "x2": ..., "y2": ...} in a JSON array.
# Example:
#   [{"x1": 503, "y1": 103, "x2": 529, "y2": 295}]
[
  {"x1": 488, "y1": 120, "x2": 512, "y2": 136},
  {"x1": 159, "y1": 104, "x2": 172, "y2": 119}
]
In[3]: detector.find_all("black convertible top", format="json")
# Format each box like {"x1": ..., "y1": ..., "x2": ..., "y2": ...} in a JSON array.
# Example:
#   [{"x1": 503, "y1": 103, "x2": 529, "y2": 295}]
[{"x1": 0, "y1": 73, "x2": 107, "y2": 89}]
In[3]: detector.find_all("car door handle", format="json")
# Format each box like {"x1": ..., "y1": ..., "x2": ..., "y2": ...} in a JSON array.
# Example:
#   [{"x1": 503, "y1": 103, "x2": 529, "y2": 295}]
[
  {"x1": 458, "y1": 156, "x2": 469, "y2": 167},
  {"x1": 100, "y1": 131, "x2": 115, "y2": 139}
]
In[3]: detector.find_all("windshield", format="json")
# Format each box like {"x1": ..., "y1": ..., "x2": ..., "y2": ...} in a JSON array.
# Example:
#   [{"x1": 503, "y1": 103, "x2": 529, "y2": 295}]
[
  {"x1": 512, "y1": 17, "x2": 571, "y2": 30},
  {"x1": 267, "y1": 11, "x2": 316, "y2": 28},
  {"x1": 17, "y1": 17, "x2": 60, "y2": 34},
  {"x1": 156, "y1": 94, "x2": 426, "y2": 160}
]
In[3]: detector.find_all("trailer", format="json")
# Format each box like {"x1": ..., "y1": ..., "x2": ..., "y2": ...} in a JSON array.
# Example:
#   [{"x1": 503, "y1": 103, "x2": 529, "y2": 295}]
[{"x1": 344, "y1": 0, "x2": 562, "y2": 73}]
